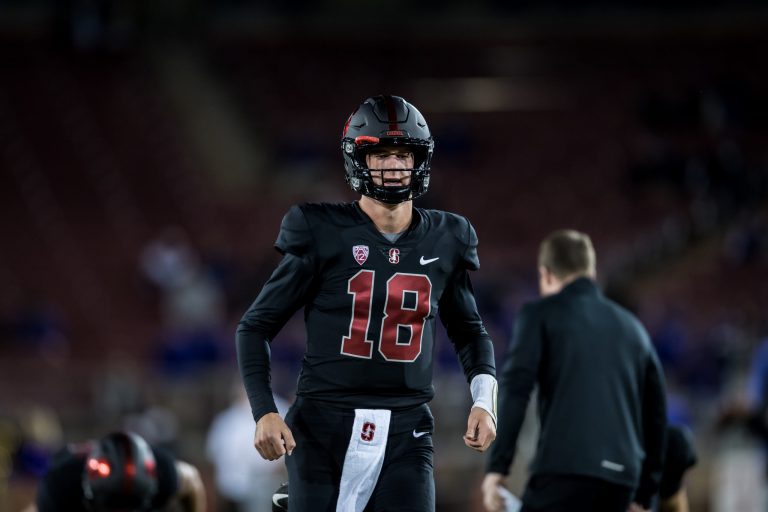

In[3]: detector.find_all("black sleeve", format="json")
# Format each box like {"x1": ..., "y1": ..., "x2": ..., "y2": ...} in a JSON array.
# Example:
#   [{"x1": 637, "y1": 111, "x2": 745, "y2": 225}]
[
  {"x1": 659, "y1": 425, "x2": 697, "y2": 499},
  {"x1": 438, "y1": 217, "x2": 494, "y2": 381},
  {"x1": 438, "y1": 270, "x2": 495, "y2": 383},
  {"x1": 36, "y1": 448, "x2": 87, "y2": 512},
  {"x1": 236, "y1": 206, "x2": 316, "y2": 422},
  {"x1": 633, "y1": 346, "x2": 668, "y2": 508},
  {"x1": 461, "y1": 218, "x2": 480, "y2": 271},
  {"x1": 150, "y1": 446, "x2": 180, "y2": 508},
  {"x1": 486, "y1": 303, "x2": 542, "y2": 474}
]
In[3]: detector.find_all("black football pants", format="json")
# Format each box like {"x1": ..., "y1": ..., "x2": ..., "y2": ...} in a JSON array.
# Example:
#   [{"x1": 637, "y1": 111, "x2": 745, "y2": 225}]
[{"x1": 284, "y1": 397, "x2": 435, "y2": 512}]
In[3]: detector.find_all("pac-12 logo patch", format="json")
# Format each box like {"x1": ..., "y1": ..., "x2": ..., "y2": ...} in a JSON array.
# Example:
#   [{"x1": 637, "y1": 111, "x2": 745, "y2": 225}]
[
  {"x1": 361, "y1": 421, "x2": 376, "y2": 442},
  {"x1": 388, "y1": 248, "x2": 400, "y2": 264},
  {"x1": 353, "y1": 245, "x2": 369, "y2": 266}
]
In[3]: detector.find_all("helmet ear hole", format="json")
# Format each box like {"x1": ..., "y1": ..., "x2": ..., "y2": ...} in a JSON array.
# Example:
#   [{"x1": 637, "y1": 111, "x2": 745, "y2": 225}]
[{"x1": 341, "y1": 95, "x2": 433, "y2": 204}]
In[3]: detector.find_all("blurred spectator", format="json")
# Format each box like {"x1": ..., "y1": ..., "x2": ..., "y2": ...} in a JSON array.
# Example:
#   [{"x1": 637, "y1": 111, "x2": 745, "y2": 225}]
[
  {"x1": 141, "y1": 227, "x2": 227, "y2": 375},
  {"x1": 718, "y1": 335, "x2": 768, "y2": 476},
  {"x1": 0, "y1": 289, "x2": 69, "y2": 362},
  {"x1": 123, "y1": 406, "x2": 180, "y2": 453},
  {"x1": 206, "y1": 384, "x2": 289, "y2": 512},
  {"x1": 723, "y1": 211, "x2": 768, "y2": 266},
  {"x1": 15, "y1": 406, "x2": 63, "y2": 479},
  {"x1": 742, "y1": 337, "x2": 768, "y2": 461},
  {"x1": 665, "y1": 377, "x2": 695, "y2": 428},
  {"x1": 747, "y1": 338, "x2": 768, "y2": 417},
  {"x1": 92, "y1": 352, "x2": 143, "y2": 419},
  {"x1": 652, "y1": 310, "x2": 688, "y2": 375},
  {"x1": 140, "y1": 227, "x2": 198, "y2": 294},
  {"x1": 0, "y1": 405, "x2": 63, "y2": 510}
]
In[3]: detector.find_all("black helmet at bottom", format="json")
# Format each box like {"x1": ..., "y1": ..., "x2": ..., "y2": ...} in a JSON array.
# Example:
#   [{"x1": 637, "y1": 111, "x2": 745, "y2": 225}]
[{"x1": 82, "y1": 432, "x2": 158, "y2": 512}]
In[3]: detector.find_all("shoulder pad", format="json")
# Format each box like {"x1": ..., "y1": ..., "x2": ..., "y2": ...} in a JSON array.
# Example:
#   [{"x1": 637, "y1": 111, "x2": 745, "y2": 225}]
[
  {"x1": 275, "y1": 205, "x2": 313, "y2": 257},
  {"x1": 444, "y1": 212, "x2": 479, "y2": 271},
  {"x1": 300, "y1": 202, "x2": 362, "y2": 228},
  {"x1": 423, "y1": 210, "x2": 480, "y2": 270}
]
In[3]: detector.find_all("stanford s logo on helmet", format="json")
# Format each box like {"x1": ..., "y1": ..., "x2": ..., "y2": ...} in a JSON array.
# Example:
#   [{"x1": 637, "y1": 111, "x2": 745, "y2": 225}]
[
  {"x1": 341, "y1": 95, "x2": 434, "y2": 204},
  {"x1": 82, "y1": 432, "x2": 158, "y2": 512}
]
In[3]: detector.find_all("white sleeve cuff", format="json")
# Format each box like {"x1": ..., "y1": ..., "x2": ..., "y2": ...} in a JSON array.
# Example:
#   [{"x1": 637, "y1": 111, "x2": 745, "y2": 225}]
[{"x1": 470, "y1": 374, "x2": 498, "y2": 426}]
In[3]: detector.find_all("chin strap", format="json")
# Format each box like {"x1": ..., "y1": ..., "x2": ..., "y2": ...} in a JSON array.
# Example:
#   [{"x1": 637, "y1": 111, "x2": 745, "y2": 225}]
[{"x1": 470, "y1": 374, "x2": 498, "y2": 427}]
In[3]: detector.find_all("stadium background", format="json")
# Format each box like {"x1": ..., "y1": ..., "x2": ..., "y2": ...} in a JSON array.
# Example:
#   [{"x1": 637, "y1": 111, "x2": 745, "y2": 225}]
[{"x1": 1, "y1": 0, "x2": 767, "y2": 510}]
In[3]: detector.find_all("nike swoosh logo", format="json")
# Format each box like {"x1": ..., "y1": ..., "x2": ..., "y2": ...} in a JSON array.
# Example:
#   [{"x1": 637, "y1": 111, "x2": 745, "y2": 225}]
[
  {"x1": 273, "y1": 493, "x2": 289, "y2": 506},
  {"x1": 419, "y1": 256, "x2": 439, "y2": 265},
  {"x1": 412, "y1": 430, "x2": 430, "y2": 438}
]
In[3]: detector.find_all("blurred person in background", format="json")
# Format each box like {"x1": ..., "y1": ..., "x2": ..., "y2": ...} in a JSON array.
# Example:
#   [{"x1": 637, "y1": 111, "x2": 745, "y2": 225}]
[
  {"x1": 744, "y1": 336, "x2": 768, "y2": 448},
  {"x1": 207, "y1": 383, "x2": 289, "y2": 512},
  {"x1": 482, "y1": 230, "x2": 667, "y2": 512},
  {"x1": 140, "y1": 227, "x2": 227, "y2": 375},
  {"x1": 0, "y1": 287, "x2": 70, "y2": 362},
  {"x1": 719, "y1": 334, "x2": 768, "y2": 472},
  {"x1": 26, "y1": 431, "x2": 205, "y2": 512},
  {"x1": 236, "y1": 95, "x2": 497, "y2": 511}
]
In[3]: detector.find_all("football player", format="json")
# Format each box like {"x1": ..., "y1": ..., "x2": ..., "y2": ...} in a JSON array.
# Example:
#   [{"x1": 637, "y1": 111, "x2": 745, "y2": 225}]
[
  {"x1": 237, "y1": 95, "x2": 497, "y2": 511},
  {"x1": 28, "y1": 431, "x2": 205, "y2": 512}
]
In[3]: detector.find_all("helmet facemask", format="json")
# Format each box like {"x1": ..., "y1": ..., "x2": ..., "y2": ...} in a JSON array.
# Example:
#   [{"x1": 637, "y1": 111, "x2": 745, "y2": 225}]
[{"x1": 343, "y1": 136, "x2": 432, "y2": 204}]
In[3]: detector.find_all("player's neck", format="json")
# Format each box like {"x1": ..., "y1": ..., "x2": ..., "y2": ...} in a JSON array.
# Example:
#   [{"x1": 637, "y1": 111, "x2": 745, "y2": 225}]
[{"x1": 358, "y1": 196, "x2": 413, "y2": 234}]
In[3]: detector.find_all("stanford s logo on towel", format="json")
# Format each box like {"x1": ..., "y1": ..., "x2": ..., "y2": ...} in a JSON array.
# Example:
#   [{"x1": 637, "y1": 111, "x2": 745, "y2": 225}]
[
  {"x1": 353, "y1": 245, "x2": 369, "y2": 266},
  {"x1": 361, "y1": 421, "x2": 376, "y2": 442}
]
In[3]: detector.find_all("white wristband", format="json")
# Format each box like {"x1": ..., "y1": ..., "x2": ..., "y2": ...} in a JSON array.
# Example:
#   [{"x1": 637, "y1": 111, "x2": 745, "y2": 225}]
[{"x1": 470, "y1": 374, "x2": 498, "y2": 426}]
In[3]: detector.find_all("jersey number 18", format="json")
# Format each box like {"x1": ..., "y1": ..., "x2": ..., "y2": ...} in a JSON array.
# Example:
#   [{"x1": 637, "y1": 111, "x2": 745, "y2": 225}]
[{"x1": 342, "y1": 270, "x2": 432, "y2": 362}]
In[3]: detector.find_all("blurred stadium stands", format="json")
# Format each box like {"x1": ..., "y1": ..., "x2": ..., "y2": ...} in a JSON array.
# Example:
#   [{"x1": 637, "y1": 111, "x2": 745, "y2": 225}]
[{"x1": 1, "y1": 1, "x2": 768, "y2": 510}]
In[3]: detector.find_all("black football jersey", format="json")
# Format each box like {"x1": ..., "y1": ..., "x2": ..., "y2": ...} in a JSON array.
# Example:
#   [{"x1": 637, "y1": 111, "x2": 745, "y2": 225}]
[{"x1": 238, "y1": 202, "x2": 495, "y2": 418}]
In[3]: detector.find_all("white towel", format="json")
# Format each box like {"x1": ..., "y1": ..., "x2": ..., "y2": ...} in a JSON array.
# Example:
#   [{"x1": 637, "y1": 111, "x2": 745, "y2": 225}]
[
  {"x1": 336, "y1": 409, "x2": 391, "y2": 512},
  {"x1": 498, "y1": 486, "x2": 522, "y2": 512}
]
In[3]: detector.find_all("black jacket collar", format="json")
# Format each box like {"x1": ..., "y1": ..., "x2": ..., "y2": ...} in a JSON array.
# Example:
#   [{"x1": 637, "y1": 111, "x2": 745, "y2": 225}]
[{"x1": 559, "y1": 276, "x2": 599, "y2": 296}]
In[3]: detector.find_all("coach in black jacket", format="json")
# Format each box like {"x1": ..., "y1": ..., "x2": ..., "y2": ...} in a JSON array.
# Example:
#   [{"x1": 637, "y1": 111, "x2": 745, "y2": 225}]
[{"x1": 483, "y1": 230, "x2": 667, "y2": 512}]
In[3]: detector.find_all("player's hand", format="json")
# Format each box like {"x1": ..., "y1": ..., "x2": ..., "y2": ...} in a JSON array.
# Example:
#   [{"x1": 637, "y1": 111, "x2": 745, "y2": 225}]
[
  {"x1": 464, "y1": 406, "x2": 496, "y2": 452},
  {"x1": 481, "y1": 472, "x2": 507, "y2": 512},
  {"x1": 254, "y1": 412, "x2": 296, "y2": 461},
  {"x1": 627, "y1": 503, "x2": 650, "y2": 512}
]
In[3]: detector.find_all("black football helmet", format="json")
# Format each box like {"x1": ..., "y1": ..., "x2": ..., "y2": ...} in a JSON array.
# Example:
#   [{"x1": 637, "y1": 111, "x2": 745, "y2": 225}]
[
  {"x1": 82, "y1": 432, "x2": 158, "y2": 512},
  {"x1": 272, "y1": 482, "x2": 289, "y2": 511},
  {"x1": 341, "y1": 95, "x2": 434, "y2": 204}
]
